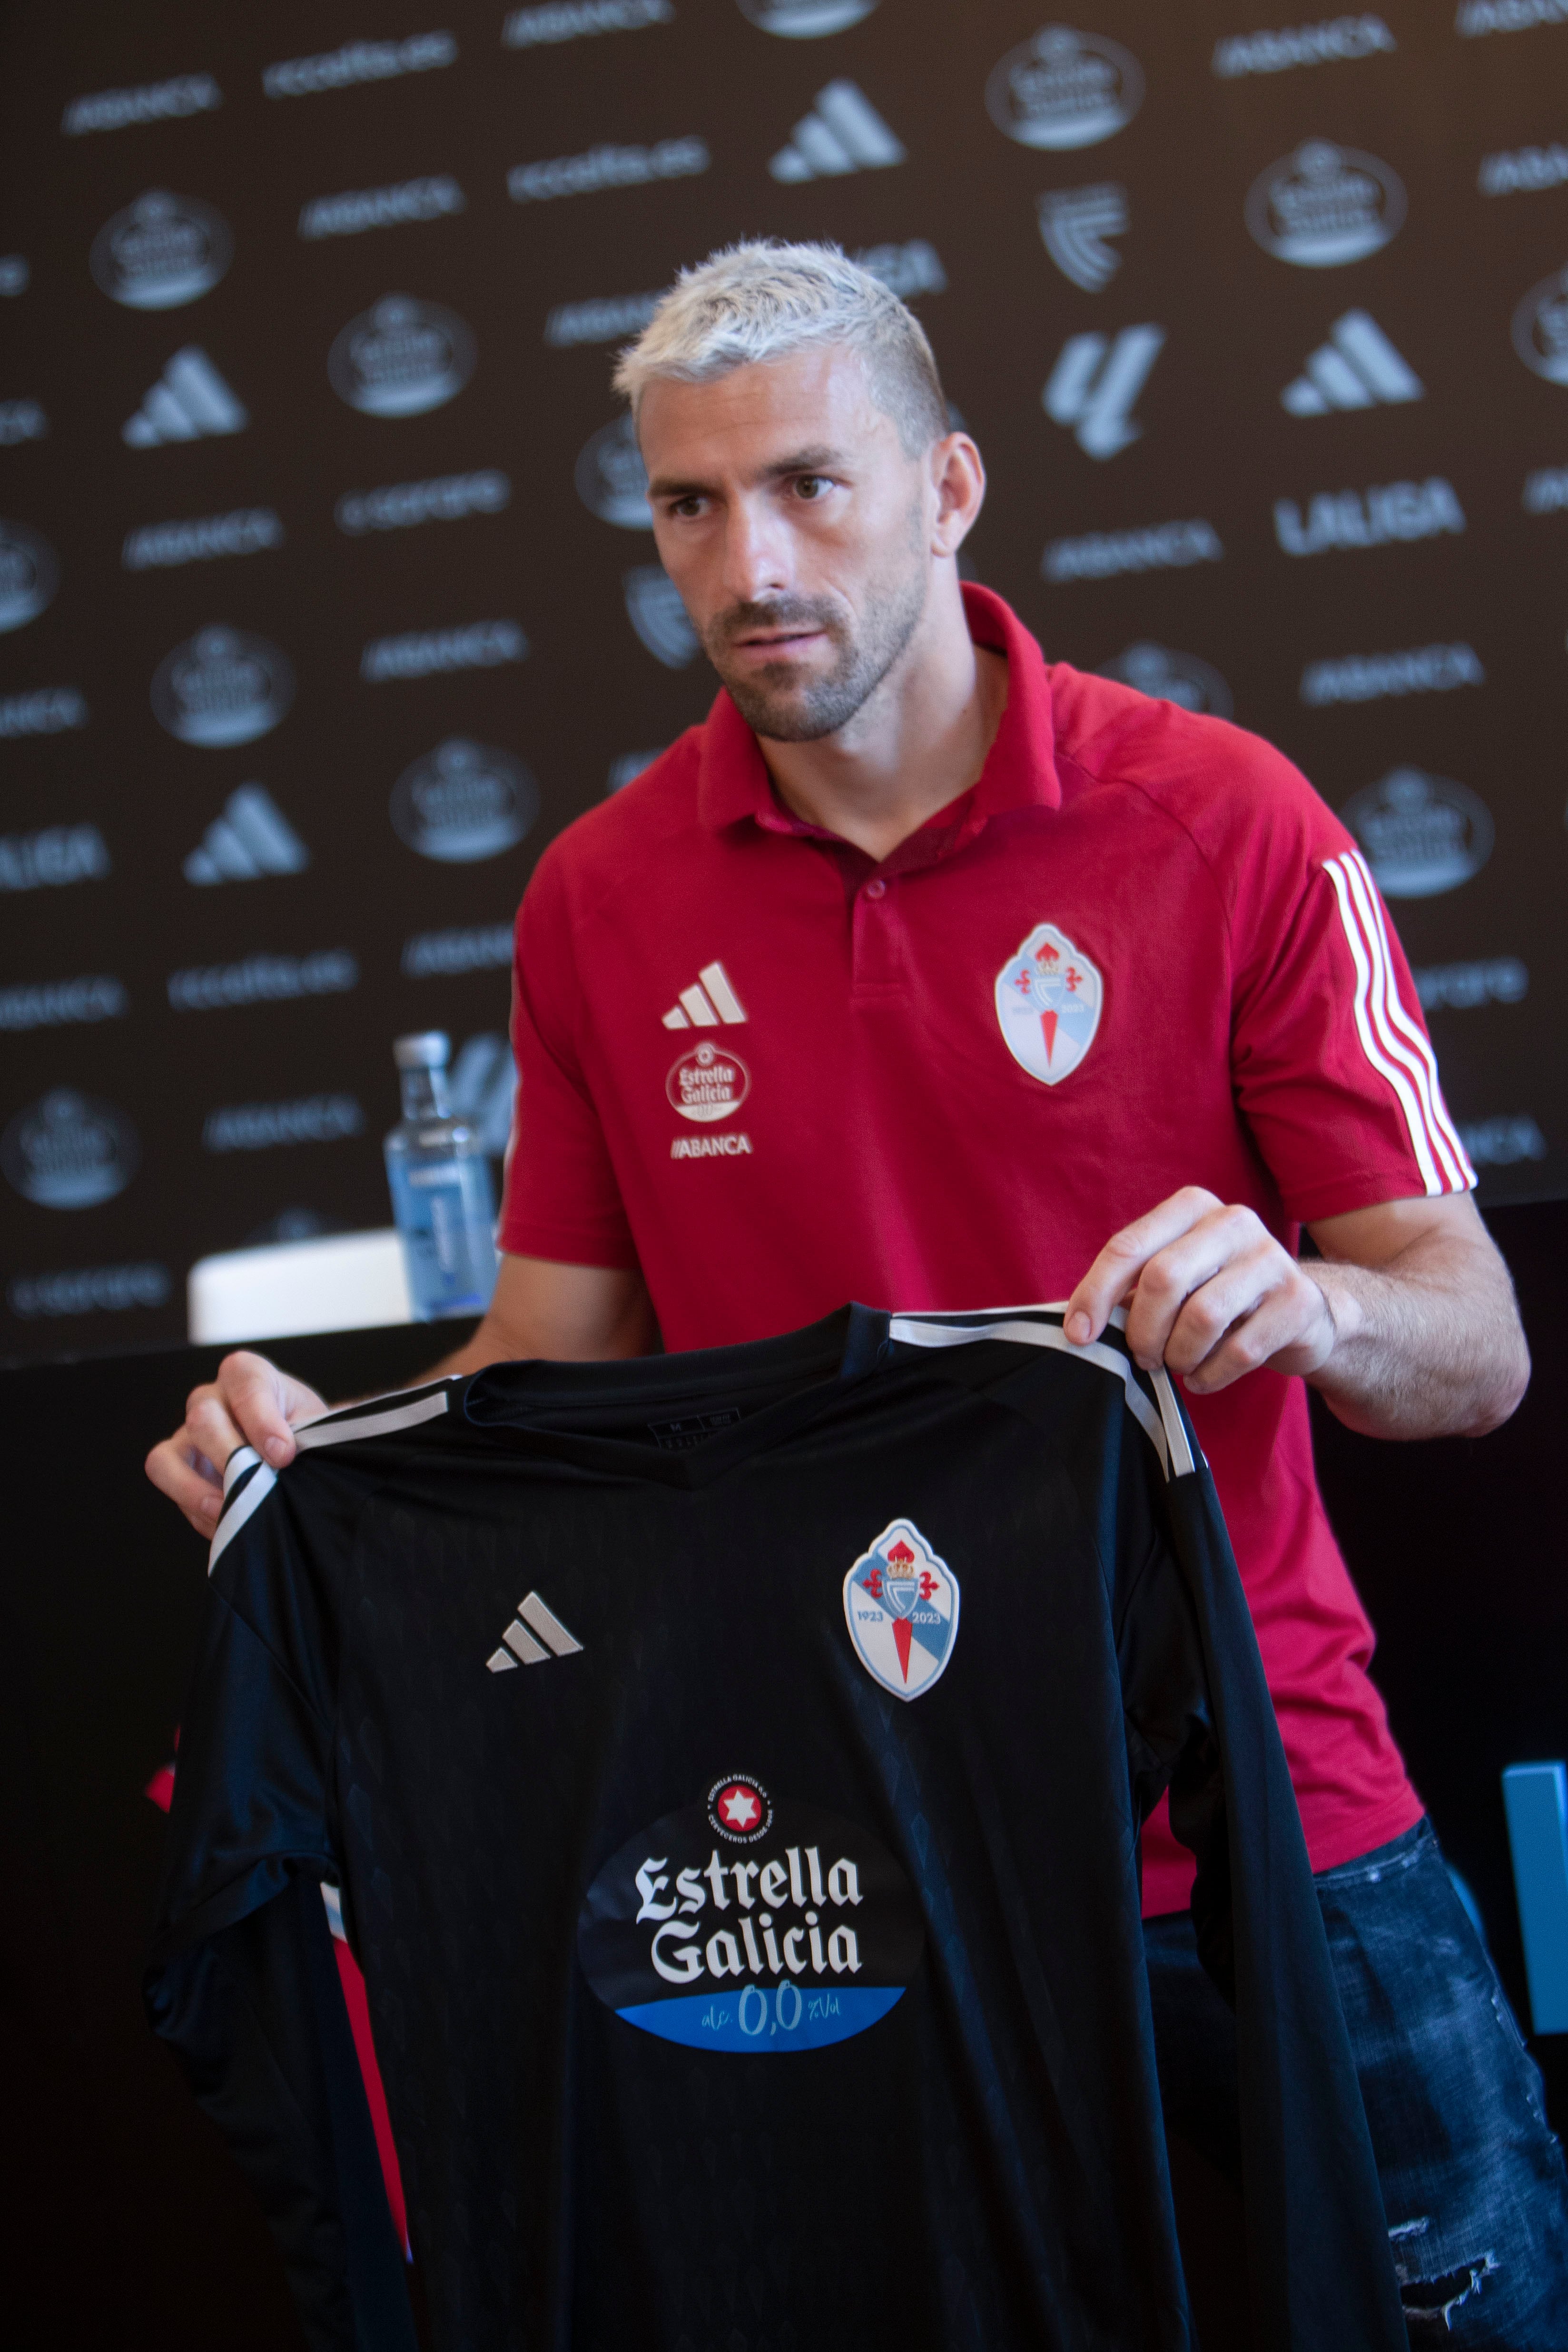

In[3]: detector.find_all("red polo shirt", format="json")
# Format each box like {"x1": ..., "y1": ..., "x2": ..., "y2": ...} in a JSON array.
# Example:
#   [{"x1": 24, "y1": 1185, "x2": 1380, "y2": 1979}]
[{"x1": 502, "y1": 585, "x2": 1472, "y2": 1912}]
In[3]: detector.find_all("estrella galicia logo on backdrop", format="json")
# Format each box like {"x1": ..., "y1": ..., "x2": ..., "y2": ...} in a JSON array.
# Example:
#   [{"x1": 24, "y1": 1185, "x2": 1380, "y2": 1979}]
[
  {"x1": 390, "y1": 738, "x2": 539, "y2": 861},
  {"x1": 575, "y1": 414, "x2": 651, "y2": 526},
  {"x1": 1340, "y1": 769, "x2": 1495, "y2": 899},
  {"x1": 986, "y1": 26, "x2": 1144, "y2": 150},
  {"x1": 151, "y1": 627, "x2": 294, "y2": 746},
  {"x1": 0, "y1": 521, "x2": 58, "y2": 633},
  {"x1": 577, "y1": 1787, "x2": 924, "y2": 2051},
  {"x1": 328, "y1": 295, "x2": 475, "y2": 416},
  {"x1": 995, "y1": 922, "x2": 1104, "y2": 1085},
  {"x1": 1099, "y1": 641, "x2": 1233, "y2": 720},
  {"x1": 89, "y1": 191, "x2": 232, "y2": 308},
  {"x1": 737, "y1": 0, "x2": 878, "y2": 32},
  {"x1": 1512, "y1": 267, "x2": 1568, "y2": 385},
  {"x1": 1245, "y1": 141, "x2": 1405, "y2": 267},
  {"x1": 625, "y1": 565, "x2": 700, "y2": 665},
  {"x1": 1, "y1": 1090, "x2": 138, "y2": 1208},
  {"x1": 844, "y1": 1519, "x2": 960, "y2": 1700}
]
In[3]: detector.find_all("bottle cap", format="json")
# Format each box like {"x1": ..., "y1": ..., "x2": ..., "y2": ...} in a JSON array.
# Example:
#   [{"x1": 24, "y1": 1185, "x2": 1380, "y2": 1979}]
[{"x1": 394, "y1": 1031, "x2": 450, "y2": 1070}]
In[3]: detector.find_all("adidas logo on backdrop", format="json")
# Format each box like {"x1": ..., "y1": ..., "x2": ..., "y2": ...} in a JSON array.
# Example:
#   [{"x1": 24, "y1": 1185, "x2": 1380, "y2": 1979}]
[
  {"x1": 487, "y1": 1591, "x2": 583, "y2": 1672},
  {"x1": 769, "y1": 80, "x2": 905, "y2": 181},
  {"x1": 1037, "y1": 185, "x2": 1127, "y2": 292},
  {"x1": 1044, "y1": 326, "x2": 1164, "y2": 458},
  {"x1": 184, "y1": 786, "x2": 309, "y2": 885},
  {"x1": 124, "y1": 348, "x2": 246, "y2": 445},
  {"x1": 662, "y1": 961, "x2": 747, "y2": 1030},
  {"x1": 1282, "y1": 310, "x2": 1422, "y2": 414}
]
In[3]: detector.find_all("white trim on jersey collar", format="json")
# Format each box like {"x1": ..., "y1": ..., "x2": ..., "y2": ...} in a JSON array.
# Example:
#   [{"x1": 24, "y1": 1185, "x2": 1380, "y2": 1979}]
[
  {"x1": 888, "y1": 1303, "x2": 1195, "y2": 1480},
  {"x1": 207, "y1": 1387, "x2": 452, "y2": 1575}
]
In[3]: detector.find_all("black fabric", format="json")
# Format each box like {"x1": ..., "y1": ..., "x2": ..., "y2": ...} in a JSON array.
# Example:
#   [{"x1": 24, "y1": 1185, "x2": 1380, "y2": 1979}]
[{"x1": 146, "y1": 1306, "x2": 1404, "y2": 2351}]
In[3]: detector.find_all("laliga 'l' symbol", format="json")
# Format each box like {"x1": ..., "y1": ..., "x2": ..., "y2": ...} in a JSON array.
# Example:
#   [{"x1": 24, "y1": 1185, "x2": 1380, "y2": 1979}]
[
  {"x1": 994, "y1": 922, "x2": 1103, "y2": 1086},
  {"x1": 843, "y1": 1519, "x2": 959, "y2": 1701}
]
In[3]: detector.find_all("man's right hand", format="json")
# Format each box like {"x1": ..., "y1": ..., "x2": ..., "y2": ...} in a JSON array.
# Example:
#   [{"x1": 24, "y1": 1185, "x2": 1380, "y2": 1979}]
[{"x1": 145, "y1": 1352, "x2": 328, "y2": 1536}]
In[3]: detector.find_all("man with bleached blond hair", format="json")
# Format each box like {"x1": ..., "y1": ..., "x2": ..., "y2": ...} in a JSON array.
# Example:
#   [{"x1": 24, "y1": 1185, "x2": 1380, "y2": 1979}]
[{"x1": 150, "y1": 241, "x2": 1565, "y2": 2333}]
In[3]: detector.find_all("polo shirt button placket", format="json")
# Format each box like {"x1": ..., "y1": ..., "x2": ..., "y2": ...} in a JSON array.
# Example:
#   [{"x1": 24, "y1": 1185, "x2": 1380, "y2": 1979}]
[{"x1": 864, "y1": 878, "x2": 886, "y2": 899}]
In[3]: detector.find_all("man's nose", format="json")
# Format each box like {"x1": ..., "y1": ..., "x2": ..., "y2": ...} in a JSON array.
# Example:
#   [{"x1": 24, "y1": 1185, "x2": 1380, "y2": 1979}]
[{"x1": 719, "y1": 497, "x2": 792, "y2": 606}]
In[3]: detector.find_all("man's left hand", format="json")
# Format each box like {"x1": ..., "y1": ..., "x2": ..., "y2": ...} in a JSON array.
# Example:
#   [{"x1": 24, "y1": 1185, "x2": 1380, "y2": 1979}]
[{"x1": 1064, "y1": 1186, "x2": 1334, "y2": 1394}]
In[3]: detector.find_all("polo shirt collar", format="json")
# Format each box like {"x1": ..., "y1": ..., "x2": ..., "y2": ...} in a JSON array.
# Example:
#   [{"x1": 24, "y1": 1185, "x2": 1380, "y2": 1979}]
[{"x1": 696, "y1": 583, "x2": 1061, "y2": 833}]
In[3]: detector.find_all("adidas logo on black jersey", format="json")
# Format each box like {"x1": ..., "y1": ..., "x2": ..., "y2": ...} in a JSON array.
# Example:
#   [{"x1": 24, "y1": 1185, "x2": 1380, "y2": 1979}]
[{"x1": 487, "y1": 1590, "x2": 583, "y2": 1672}]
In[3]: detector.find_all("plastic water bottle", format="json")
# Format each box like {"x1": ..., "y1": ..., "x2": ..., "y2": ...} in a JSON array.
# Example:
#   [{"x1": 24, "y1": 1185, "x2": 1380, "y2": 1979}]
[{"x1": 384, "y1": 1032, "x2": 499, "y2": 1321}]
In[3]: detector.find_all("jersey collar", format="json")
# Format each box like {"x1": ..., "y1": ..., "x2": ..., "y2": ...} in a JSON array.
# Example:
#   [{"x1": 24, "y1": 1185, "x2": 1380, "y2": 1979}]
[{"x1": 695, "y1": 583, "x2": 1062, "y2": 837}]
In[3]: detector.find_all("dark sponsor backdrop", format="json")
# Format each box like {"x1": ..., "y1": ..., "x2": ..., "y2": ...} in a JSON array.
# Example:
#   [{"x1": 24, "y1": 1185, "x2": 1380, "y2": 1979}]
[{"x1": 0, "y1": 0, "x2": 1565, "y2": 1362}]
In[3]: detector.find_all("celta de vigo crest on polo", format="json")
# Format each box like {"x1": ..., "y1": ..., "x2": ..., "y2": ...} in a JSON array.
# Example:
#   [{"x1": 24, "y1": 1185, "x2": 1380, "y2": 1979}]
[
  {"x1": 843, "y1": 1519, "x2": 959, "y2": 1700},
  {"x1": 996, "y1": 923, "x2": 1104, "y2": 1084}
]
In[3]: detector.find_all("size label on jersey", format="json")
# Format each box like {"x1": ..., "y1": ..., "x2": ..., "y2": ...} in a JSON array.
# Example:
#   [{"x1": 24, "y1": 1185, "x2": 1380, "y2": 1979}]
[{"x1": 577, "y1": 1789, "x2": 923, "y2": 2053}]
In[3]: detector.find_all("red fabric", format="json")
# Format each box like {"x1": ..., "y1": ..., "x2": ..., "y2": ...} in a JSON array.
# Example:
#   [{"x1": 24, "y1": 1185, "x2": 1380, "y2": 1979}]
[
  {"x1": 502, "y1": 584, "x2": 1464, "y2": 1910},
  {"x1": 332, "y1": 1937, "x2": 410, "y2": 2258}
]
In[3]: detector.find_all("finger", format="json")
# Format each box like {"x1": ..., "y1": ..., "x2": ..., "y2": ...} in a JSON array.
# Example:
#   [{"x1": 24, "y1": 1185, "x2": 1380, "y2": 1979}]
[
  {"x1": 217, "y1": 1351, "x2": 321, "y2": 1467},
  {"x1": 145, "y1": 1436, "x2": 226, "y2": 1536},
  {"x1": 1122, "y1": 1209, "x2": 1271, "y2": 1369},
  {"x1": 1065, "y1": 1187, "x2": 1222, "y2": 1345},
  {"x1": 1182, "y1": 1271, "x2": 1336, "y2": 1393},
  {"x1": 1157, "y1": 1244, "x2": 1287, "y2": 1379},
  {"x1": 185, "y1": 1387, "x2": 250, "y2": 1478}
]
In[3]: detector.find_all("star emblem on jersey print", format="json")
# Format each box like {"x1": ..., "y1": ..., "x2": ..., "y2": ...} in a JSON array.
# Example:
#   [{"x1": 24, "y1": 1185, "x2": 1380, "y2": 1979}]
[
  {"x1": 995, "y1": 922, "x2": 1103, "y2": 1085},
  {"x1": 843, "y1": 1519, "x2": 960, "y2": 1701}
]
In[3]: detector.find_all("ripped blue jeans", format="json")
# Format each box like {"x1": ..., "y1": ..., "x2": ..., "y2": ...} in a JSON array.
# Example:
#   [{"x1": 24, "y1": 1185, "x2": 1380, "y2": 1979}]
[{"x1": 1145, "y1": 1818, "x2": 1568, "y2": 2343}]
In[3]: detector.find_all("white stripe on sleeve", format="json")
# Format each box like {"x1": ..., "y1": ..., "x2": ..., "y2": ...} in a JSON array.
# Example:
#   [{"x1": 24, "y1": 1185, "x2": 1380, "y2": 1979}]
[
  {"x1": 1321, "y1": 855, "x2": 1443, "y2": 1193},
  {"x1": 1342, "y1": 851, "x2": 1475, "y2": 1187}
]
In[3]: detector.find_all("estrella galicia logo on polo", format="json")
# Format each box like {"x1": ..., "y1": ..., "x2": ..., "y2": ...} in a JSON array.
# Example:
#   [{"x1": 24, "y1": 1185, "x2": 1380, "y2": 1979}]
[
  {"x1": 1099, "y1": 642, "x2": 1233, "y2": 720},
  {"x1": 575, "y1": 413, "x2": 651, "y2": 526},
  {"x1": 0, "y1": 521, "x2": 58, "y2": 632},
  {"x1": 668, "y1": 1041, "x2": 750, "y2": 1122},
  {"x1": 845, "y1": 1520, "x2": 960, "y2": 1700},
  {"x1": 90, "y1": 191, "x2": 231, "y2": 308},
  {"x1": 1, "y1": 1090, "x2": 138, "y2": 1208},
  {"x1": 1246, "y1": 141, "x2": 1405, "y2": 266},
  {"x1": 1340, "y1": 769, "x2": 1494, "y2": 899},
  {"x1": 996, "y1": 922, "x2": 1104, "y2": 1084},
  {"x1": 577, "y1": 1788, "x2": 924, "y2": 2051},
  {"x1": 151, "y1": 627, "x2": 294, "y2": 746},
  {"x1": 987, "y1": 27, "x2": 1144, "y2": 150},
  {"x1": 391, "y1": 738, "x2": 539, "y2": 862},
  {"x1": 738, "y1": 0, "x2": 878, "y2": 31},
  {"x1": 1512, "y1": 267, "x2": 1568, "y2": 385},
  {"x1": 328, "y1": 295, "x2": 475, "y2": 416}
]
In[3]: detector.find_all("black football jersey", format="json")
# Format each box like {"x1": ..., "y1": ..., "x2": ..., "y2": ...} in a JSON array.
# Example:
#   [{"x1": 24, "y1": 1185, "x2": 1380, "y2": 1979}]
[{"x1": 146, "y1": 1304, "x2": 1405, "y2": 2351}]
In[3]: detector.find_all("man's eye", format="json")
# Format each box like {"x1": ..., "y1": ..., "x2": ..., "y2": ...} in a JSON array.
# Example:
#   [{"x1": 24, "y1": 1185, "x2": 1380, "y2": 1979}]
[
  {"x1": 794, "y1": 475, "x2": 830, "y2": 500},
  {"x1": 670, "y1": 496, "x2": 704, "y2": 519}
]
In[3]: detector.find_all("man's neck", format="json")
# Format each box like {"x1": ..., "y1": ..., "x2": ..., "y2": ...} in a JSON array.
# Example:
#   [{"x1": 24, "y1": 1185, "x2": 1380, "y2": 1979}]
[{"x1": 755, "y1": 577, "x2": 1009, "y2": 863}]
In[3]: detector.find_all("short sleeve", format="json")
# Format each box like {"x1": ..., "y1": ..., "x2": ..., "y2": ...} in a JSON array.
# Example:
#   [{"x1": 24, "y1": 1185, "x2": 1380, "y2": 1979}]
[
  {"x1": 1222, "y1": 757, "x2": 1475, "y2": 1225},
  {"x1": 497, "y1": 849, "x2": 640, "y2": 1271}
]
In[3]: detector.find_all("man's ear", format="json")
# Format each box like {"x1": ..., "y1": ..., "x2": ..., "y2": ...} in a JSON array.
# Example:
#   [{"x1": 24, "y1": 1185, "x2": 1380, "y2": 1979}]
[{"x1": 930, "y1": 433, "x2": 986, "y2": 556}]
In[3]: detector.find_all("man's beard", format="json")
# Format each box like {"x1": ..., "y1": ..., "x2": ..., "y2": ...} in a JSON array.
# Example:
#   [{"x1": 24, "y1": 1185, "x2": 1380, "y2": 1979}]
[{"x1": 701, "y1": 559, "x2": 929, "y2": 744}]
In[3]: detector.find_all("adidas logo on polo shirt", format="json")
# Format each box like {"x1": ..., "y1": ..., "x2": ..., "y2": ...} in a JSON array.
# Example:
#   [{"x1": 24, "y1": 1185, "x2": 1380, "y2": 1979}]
[{"x1": 661, "y1": 961, "x2": 747, "y2": 1029}]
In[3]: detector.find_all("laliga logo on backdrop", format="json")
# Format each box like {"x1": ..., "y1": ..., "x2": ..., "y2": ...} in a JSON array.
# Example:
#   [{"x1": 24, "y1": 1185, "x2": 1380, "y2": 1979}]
[
  {"x1": 90, "y1": 191, "x2": 231, "y2": 308},
  {"x1": 576, "y1": 413, "x2": 651, "y2": 526},
  {"x1": 1, "y1": 1090, "x2": 138, "y2": 1208},
  {"x1": 843, "y1": 1519, "x2": 960, "y2": 1700},
  {"x1": 995, "y1": 922, "x2": 1103, "y2": 1084},
  {"x1": 987, "y1": 26, "x2": 1144, "y2": 150},
  {"x1": 329, "y1": 295, "x2": 475, "y2": 416},
  {"x1": 0, "y1": 521, "x2": 58, "y2": 633},
  {"x1": 1099, "y1": 642, "x2": 1233, "y2": 720},
  {"x1": 1246, "y1": 141, "x2": 1405, "y2": 267},
  {"x1": 737, "y1": 0, "x2": 878, "y2": 31},
  {"x1": 1513, "y1": 266, "x2": 1568, "y2": 385},
  {"x1": 1340, "y1": 769, "x2": 1494, "y2": 899},
  {"x1": 390, "y1": 738, "x2": 539, "y2": 862},
  {"x1": 151, "y1": 627, "x2": 294, "y2": 746}
]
